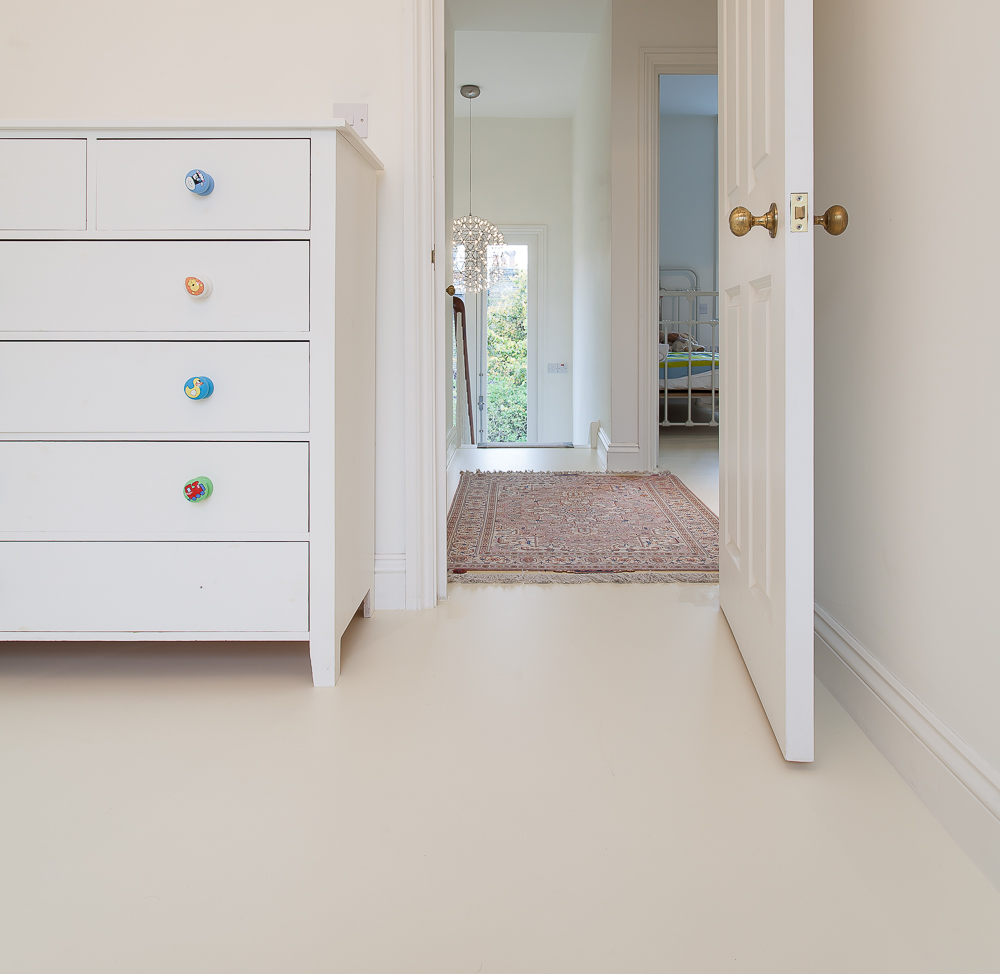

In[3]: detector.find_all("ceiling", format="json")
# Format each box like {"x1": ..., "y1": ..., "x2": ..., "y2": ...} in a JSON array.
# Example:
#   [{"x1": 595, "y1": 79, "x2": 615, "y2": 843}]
[
  {"x1": 455, "y1": 31, "x2": 593, "y2": 118},
  {"x1": 659, "y1": 74, "x2": 718, "y2": 115},
  {"x1": 449, "y1": 0, "x2": 607, "y2": 32}
]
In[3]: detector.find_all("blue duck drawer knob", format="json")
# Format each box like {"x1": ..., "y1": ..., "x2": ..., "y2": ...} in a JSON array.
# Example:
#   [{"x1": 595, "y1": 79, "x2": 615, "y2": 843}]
[
  {"x1": 185, "y1": 169, "x2": 215, "y2": 196},
  {"x1": 184, "y1": 477, "x2": 214, "y2": 503},
  {"x1": 183, "y1": 376, "x2": 214, "y2": 400}
]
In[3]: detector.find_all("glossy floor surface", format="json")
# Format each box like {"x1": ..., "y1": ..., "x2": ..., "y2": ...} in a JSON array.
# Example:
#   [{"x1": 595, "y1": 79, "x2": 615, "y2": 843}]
[{"x1": 2, "y1": 584, "x2": 999, "y2": 972}]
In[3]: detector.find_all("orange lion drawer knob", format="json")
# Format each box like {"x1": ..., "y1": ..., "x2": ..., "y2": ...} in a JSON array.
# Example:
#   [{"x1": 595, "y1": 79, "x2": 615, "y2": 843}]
[{"x1": 184, "y1": 275, "x2": 213, "y2": 298}]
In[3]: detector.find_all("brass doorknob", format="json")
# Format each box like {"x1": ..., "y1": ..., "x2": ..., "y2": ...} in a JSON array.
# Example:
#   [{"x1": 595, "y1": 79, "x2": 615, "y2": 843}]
[
  {"x1": 814, "y1": 204, "x2": 849, "y2": 235},
  {"x1": 446, "y1": 285, "x2": 456, "y2": 295},
  {"x1": 729, "y1": 203, "x2": 778, "y2": 238}
]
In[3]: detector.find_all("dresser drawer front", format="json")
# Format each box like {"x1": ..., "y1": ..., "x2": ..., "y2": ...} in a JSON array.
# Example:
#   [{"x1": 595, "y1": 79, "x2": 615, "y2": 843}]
[
  {"x1": 0, "y1": 441, "x2": 307, "y2": 534},
  {"x1": 0, "y1": 139, "x2": 87, "y2": 230},
  {"x1": 0, "y1": 341, "x2": 309, "y2": 433},
  {"x1": 96, "y1": 139, "x2": 310, "y2": 230},
  {"x1": 0, "y1": 241, "x2": 309, "y2": 333},
  {"x1": 0, "y1": 541, "x2": 308, "y2": 632}
]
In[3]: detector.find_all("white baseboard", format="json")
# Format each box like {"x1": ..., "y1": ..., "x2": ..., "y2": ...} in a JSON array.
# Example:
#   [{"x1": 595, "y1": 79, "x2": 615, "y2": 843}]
[
  {"x1": 815, "y1": 603, "x2": 1000, "y2": 891},
  {"x1": 373, "y1": 553, "x2": 407, "y2": 610},
  {"x1": 605, "y1": 440, "x2": 641, "y2": 472},
  {"x1": 597, "y1": 426, "x2": 611, "y2": 471}
]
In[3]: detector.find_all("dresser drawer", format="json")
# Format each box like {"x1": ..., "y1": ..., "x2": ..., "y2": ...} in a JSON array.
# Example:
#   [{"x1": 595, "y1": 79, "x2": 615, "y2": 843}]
[
  {"x1": 96, "y1": 139, "x2": 310, "y2": 230},
  {"x1": 0, "y1": 341, "x2": 309, "y2": 433},
  {"x1": 0, "y1": 541, "x2": 308, "y2": 632},
  {"x1": 0, "y1": 139, "x2": 87, "y2": 230},
  {"x1": 0, "y1": 241, "x2": 309, "y2": 332},
  {"x1": 0, "y1": 441, "x2": 307, "y2": 534}
]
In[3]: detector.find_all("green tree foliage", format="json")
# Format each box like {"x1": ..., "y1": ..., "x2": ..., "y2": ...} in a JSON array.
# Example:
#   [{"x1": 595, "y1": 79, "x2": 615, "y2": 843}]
[{"x1": 486, "y1": 269, "x2": 528, "y2": 442}]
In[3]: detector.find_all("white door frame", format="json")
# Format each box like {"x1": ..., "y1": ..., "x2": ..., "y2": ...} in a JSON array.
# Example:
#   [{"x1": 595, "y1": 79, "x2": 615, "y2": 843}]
[
  {"x1": 638, "y1": 49, "x2": 717, "y2": 469},
  {"x1": 402, "y1": 0, "x2": 447, "y2": 607},
  {"x1": 474, "y1": 226, "x2": 547, "y2": 444}
]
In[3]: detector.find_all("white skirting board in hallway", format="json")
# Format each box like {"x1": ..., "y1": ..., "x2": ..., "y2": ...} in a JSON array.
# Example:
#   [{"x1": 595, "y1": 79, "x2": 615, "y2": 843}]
[
  {"x1": 374, "y1": 553, "x2": 407, "y2": 611},
  {"x1": 815, "y1": 604, "x2": 1000, "y2": 891}
]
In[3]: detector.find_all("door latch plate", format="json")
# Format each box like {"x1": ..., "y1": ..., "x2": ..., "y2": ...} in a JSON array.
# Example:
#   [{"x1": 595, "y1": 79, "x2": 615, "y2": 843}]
[{"x1": 790, "y1": 193, "x2": 809, "y2": 232}]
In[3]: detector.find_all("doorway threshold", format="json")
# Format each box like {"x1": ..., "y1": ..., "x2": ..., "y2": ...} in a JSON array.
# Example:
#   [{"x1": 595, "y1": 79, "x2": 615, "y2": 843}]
[{"x1": 477, "y1": 442, "x2": 574, "y2": 449}]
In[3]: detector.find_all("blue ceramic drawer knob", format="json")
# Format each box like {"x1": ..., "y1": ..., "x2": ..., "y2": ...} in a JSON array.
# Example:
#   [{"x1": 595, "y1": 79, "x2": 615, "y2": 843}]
[
  {"x1": 184, "y1": 376, "x2": 214, "y2": 400},
  {"x1": 185, "y1": 169, "x2": 215, "y2": 196},
  {"x1": 184, "y1": 477, "x2": 214, "y2": 503}
]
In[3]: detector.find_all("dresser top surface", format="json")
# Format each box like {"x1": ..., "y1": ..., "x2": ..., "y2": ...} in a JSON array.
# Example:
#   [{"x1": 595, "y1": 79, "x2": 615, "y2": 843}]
[{"x1": 0, "y1": 120, "x2": 383, "y2": 170}]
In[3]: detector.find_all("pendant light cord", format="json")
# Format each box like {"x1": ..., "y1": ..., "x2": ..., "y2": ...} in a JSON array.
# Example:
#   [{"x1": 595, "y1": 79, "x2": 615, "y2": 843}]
[{"x1": 469, "y1": 94, "x2": 473, "y2": 216}]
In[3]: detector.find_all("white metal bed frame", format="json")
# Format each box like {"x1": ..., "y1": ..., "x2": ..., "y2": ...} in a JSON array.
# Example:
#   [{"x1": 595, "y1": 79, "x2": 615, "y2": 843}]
[{"x1": 659, "y1": 267, "x2": 720, "y2": 428}]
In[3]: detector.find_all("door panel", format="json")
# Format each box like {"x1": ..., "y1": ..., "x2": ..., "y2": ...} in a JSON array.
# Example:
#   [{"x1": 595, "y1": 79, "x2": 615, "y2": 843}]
[{"x1": 719, "y1": 0, "x2": 814, "y2": 761}]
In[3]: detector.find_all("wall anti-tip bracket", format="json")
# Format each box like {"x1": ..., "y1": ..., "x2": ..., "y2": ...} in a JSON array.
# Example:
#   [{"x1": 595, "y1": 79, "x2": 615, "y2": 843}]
[{"x1": 332, "y1": 103, "x2": 368, "y2": 138}]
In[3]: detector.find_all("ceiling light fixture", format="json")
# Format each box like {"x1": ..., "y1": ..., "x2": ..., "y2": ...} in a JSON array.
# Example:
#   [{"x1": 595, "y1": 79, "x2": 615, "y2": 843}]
[{"x1": 453, "y1": 84, "x2": 506, "y2": 294}]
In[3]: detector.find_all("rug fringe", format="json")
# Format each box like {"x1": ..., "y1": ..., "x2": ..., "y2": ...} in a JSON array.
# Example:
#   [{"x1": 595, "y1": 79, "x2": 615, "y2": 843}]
[{"x1": 448, "y1": 570, "x2": 718, "y2": 585}]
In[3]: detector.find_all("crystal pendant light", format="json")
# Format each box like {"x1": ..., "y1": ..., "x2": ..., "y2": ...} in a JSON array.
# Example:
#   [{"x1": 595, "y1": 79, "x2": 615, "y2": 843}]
[{"x1": 453, "y1": 84, "x2": 506, "y2": 294}]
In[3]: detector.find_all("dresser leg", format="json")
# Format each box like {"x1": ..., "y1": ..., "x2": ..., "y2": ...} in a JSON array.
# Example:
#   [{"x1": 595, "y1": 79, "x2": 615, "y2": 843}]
[
  {"x1": 363, "y1": 589, "x2": 372, "y2": 618},
  {"x1": 309, "y1": 635, "x2": 341, "y2": 687}
]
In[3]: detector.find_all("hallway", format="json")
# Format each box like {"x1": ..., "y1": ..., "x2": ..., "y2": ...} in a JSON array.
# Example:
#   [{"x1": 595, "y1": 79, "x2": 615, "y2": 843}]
[
  {"x1": 447, "y1": 426, "x2": 720, "y2": 513},
  {"x1": 1, "y1": 582, "x2": 998, "y2": 972}
]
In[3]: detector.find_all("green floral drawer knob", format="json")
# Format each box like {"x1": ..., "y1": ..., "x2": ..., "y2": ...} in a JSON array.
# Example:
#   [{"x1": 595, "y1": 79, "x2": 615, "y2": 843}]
[{"x1": 184, "y1": 477, "x2": 213, "y2": 503}]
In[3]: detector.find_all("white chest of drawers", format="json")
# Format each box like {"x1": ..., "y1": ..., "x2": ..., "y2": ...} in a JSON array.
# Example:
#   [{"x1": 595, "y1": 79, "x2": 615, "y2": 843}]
[{"x1": 0, "y1": 123, "x2": 382, "y2": 685}]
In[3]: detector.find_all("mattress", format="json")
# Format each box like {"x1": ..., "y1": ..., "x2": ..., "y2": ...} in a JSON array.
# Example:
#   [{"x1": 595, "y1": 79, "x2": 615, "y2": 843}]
[{"x1": 658, "y1": 349, "x2": 719, "y2": 391}]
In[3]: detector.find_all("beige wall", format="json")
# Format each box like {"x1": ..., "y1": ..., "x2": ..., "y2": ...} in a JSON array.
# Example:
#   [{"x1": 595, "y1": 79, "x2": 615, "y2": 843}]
[
  {"x1": 814, "y1": 0, "x2": 1000, "y2": 772},
  {"x1": 454, "y1": 116, "x2": 575, "y2": 442},
  {"x1": 0, "y1": 0, "x2": 410, "y2": 606},
  {"x1": 572, "y1": 7, "x2": 613, "y2": 445},
  {"x1": 609, "y1": 0, "x2": 716, "y2": 467}
]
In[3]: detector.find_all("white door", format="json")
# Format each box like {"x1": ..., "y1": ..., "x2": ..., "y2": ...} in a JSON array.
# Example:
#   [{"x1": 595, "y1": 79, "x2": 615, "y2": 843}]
[{"x1": 718, "y1": 0, "x2": 814, "y2": 761}]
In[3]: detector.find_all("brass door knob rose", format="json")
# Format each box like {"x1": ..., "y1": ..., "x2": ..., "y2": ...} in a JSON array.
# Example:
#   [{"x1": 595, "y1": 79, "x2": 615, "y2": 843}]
[
  {"x1": 814, "y1": 204, "x2": 849, "y2": 235},
  {"x1": 729, "y1": 203, "x2": 778, "y2": 238}
]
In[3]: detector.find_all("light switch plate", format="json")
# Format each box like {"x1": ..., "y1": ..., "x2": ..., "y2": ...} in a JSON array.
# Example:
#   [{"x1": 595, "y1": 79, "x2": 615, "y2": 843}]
[
  {"x1": 547, "y1": 363, "x2": 568, "y2": 374},
  {"x1": 332, "y1": 103, "x2": 369, "y2": 138}
]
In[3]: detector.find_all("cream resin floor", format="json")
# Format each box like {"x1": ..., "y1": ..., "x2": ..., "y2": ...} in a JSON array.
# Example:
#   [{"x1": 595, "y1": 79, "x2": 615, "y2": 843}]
[{"x1": 1, "y1": 583, "x2": 999, "y2": 973}]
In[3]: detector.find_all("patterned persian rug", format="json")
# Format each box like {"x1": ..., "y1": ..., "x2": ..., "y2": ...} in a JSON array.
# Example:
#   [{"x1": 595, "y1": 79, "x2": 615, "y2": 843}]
[{"x1": 447, "y1": 471, "x2": 718, "y2": 583}]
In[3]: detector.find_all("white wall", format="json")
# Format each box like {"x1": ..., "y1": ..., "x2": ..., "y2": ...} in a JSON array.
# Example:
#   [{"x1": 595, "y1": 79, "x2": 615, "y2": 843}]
[
  {"x1": 659, "y1": 113, "x2": 717, "y2": 300},
  {"x1": 0, "y1": 0, "x2": 412, "y2": 610},
  {"x1": 454, "y1": 116, "x2": 575, "y2": 442},
  {"x1": 609, "y1": 0, "x2": 716, "y2": 468},
  {"x1": 571, "y1": 7, "x2": 612, "y2": 445},
  {"x1": 814, "y1": 0, "x2": 1000, "y2": 884}
]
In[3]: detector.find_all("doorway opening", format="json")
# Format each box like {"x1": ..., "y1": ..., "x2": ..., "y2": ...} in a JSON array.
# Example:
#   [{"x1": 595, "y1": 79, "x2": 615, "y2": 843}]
[
  {"x1": 459, "y1": 231, "x2": 544, "y2": 446},
  {"x1": 482, "y1": 243, "x2": 529, "y2": 443},
  {"x1": 657, "y1": 72, "x2": 720, "y2": 514},
  {"x1": 445, "y1": 10, "x2": 606, "y2": 504}
]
